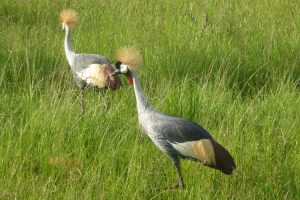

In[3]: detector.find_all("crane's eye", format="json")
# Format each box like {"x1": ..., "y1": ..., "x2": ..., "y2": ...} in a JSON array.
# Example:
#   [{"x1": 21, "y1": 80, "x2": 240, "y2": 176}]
[{"x1": 120, "y1": 64, "x2": 128, "y2": 73}]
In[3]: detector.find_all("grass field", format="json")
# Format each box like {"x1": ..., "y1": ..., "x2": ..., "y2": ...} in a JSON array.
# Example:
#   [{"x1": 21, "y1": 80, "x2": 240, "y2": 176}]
[{"x1": 0, "y1": 0, "x2": 299, "y2": 199}]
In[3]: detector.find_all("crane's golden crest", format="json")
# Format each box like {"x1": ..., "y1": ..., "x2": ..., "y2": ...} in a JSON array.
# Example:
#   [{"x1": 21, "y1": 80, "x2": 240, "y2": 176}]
[
  {"x1": 115, "y1": 46, "x2": 142, "y2": 71},
  {"x1": 60, "y1": 9, "x2": 78, "y2": 26}
]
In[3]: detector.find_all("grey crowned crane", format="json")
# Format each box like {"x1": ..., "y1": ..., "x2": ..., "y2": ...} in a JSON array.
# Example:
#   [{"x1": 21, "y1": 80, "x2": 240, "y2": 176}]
[
  {"x1": 112, "y1": 47, "x2": 236, "y2": 188},
  {"x1": 60, "y1": 9, "x2": 122, "y2": 114}
]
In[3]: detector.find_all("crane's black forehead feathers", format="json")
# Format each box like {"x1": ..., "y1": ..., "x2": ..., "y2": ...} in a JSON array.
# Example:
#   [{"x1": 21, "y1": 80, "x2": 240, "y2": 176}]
[{"x1": 115, "y1": 61, "x2": 122, "y2": 69}]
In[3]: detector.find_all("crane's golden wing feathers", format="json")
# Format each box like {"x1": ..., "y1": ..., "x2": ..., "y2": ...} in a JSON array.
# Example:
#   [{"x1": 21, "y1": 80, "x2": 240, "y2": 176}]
[
  {"x1": 79, "y1": 64, "x2": 122, "y2": 90},
  {"x1": 115, "y1": 46, "x2": 142, "y2": 71},
  {"x1": 192, "y1": 139, "x2": 216, "y2": 166},
  {"x1": 78, "y1": 64, "x2": 106, "y2": 88},
  {"x1": 60, "y1": 9, "x2": 78, "y2": 26}
]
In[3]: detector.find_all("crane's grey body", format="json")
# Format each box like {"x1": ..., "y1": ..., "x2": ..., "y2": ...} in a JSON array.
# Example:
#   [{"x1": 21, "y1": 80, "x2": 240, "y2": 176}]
[
  {"x1": 139, "y1": 110, "x2": 213, "y2": 158},
  {"x1": 73, "y1": 53, "x2": 111, "y2": 70}
]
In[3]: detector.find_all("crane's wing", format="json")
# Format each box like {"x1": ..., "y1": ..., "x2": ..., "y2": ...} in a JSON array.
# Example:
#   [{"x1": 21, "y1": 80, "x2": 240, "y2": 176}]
[
  {"x1": 75, "y1": 63, "x2": 122, "y2": 90},
  {"x1": 154, "y1": 113, "x2": 213, "y2": 143},
  {"x1": 74, "y1": 53, "x2": 111, "y2": 71}
]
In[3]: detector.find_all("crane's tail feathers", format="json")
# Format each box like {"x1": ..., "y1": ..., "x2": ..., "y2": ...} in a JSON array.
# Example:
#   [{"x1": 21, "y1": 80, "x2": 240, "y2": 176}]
[
  {"x1": 60, "y1": 9, "x2": 78, "y2": 26},
  {"x1": 115, "y1": 46, "x2": 142, "y2": 71},
  {"x1": 210, "y1": 139, "x2": 236, "y2": 175}
]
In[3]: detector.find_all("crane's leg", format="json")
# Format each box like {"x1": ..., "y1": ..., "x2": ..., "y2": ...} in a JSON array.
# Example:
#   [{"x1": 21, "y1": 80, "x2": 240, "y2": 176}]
[
  {"x1": 99, "y1": 90, "x2": 108, "y2": 113},
  {"x1": 171, "y1": 157, "x2": 185, "y2": 189},
  {"x1": 80, "y1": 87, "x2": 85, "y2": 115}
]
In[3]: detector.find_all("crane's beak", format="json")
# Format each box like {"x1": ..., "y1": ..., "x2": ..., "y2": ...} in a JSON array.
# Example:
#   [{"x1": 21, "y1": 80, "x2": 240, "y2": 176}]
[{"x1": 111, "y1": 69, "x2": 121, "y2": 76}]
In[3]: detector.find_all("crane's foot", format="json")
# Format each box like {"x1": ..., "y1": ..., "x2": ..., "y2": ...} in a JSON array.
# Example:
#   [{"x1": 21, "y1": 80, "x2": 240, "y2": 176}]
[
  {"x1": 80, "y1": 87, "x2": 85, "y2": 116},
  {"x1": 98, "y1": 90, "x2": 109, "y2": 113},
  {"x1": 101, "y1": 96, "x2": 109, "y2": 113},
  {"x1": 80, "y1": 104, "x2": 84, "y2": 115},
  {"x1": 80, "y1": 101, "x2": 85, "y2": 117},
  {"x1": 152, "y1": 182, "x2": 184, "y2": 192},
  {"x1": 168, "y1": 181, "x2": 185, "y2": 190}
]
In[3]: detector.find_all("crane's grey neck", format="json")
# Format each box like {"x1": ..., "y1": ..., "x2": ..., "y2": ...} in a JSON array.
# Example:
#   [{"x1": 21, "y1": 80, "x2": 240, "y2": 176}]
[
  {"x1": 64, "y1": 26, "x2": 75, "y2": 68},
  {"x1": 131, "y1": 71, "x2": 153, "y2": 114}
]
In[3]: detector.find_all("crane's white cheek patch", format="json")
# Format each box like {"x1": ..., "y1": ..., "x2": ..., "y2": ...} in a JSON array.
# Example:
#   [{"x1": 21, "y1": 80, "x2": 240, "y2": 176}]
[
  {"x1": 171, "y1": 139, "x2": 216, "y2": 166},
  {"x1": 76, "y1": 64, "x2": 106, "y2": 88}
]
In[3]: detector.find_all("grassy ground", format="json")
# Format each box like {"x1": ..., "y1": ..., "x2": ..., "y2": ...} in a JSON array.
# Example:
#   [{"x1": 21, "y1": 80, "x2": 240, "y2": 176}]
[{"x1": 0, "y1": 0, "x2": 299, "y2": 199}]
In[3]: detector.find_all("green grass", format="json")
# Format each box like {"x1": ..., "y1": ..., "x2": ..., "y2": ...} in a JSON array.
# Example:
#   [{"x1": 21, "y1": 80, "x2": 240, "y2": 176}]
[{"x1": 0, "y1": 0, "x2": 300, "y2": 199}]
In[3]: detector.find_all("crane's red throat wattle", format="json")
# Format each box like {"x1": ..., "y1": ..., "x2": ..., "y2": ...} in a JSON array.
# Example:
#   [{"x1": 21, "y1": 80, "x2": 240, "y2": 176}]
[{"x1": 128, "y1": 76, "x2": 133, "y2": 85}]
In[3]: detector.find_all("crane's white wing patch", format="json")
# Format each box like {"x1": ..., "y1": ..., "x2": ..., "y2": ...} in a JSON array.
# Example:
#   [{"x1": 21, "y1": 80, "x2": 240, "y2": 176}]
[
  {"x1": 170, "y1": 141, "x2": 195, "y2": 158},
  {"x1": 170, "y1": 139, "x2": 216, "y2": 165}
]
